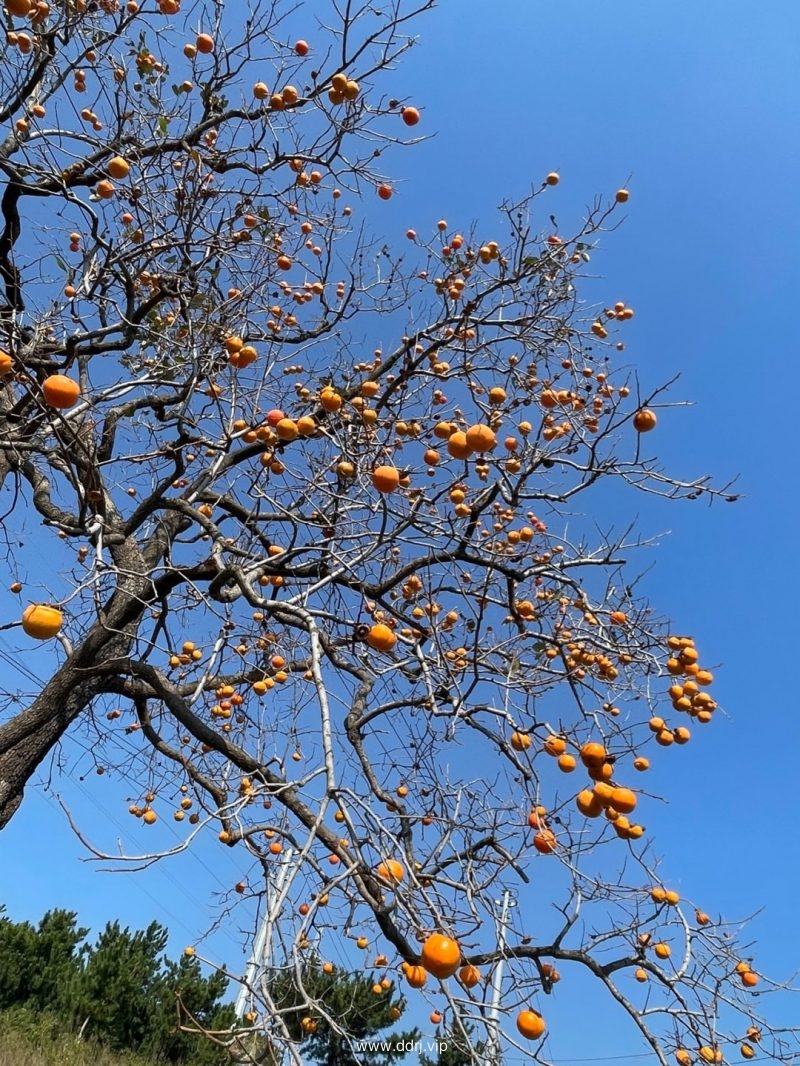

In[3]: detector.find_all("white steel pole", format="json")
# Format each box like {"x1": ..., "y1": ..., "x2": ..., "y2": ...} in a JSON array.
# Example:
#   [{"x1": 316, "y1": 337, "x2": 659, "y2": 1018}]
[
  {"x1": 235, "y1": 848, "x2": 295, "y2": 1019},
  {"x1": 486, "y1": 890, "x2": 515, "y2": 1066}
]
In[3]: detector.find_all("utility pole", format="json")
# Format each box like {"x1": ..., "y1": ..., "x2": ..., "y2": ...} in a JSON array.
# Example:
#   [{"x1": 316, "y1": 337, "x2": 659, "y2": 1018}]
[
  {"x1": 235, "y1": 848, "x2": 295, "y2": 1019},
  {"x1": 486, "y1": 890, "x2": 516, "y2": 1066},
  {"x1": 234, "y1": 909, "x2": 270, "y2": 1020}
]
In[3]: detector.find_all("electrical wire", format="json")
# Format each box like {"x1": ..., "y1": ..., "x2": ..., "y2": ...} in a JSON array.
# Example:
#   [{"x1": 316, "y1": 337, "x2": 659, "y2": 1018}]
[{"x1": 0, "y1": 633, "x2": 242, "y2": 945}]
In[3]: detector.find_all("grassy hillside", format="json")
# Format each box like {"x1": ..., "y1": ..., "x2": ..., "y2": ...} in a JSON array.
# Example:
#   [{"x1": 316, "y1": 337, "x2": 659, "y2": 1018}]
[{"x1": 0, "y1": 1012, "x2": 163, "y2": 1066}]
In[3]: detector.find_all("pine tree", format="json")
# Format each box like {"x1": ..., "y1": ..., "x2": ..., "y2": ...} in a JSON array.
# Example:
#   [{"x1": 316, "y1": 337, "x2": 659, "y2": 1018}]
[
  {"x1": 144, "y1": 952, "x2": 236, "y2": 1064},
  {"x1": 419, "y1": 1025, "x2": 488, "y2": 1066},
  {"x1": 0, "y1": 906, "x2": 86, "y2": 1013},
  {"x1": 31, "y1": 908, "x2": 90, "y2": 1015},
  {"x1": 72, "y1": 919, "x2": 234, "y2": 1063},
  {"x1": 0, "y1": 905, "x2": 235, "y2": 1063},
  {"x1": 71, "y1": 919, "x2": 169, "y2": 1051},
  {"x1": 266, "y1": 961, "x2": 420, "y2": 1066},
  {"x1": 0, "y1": 905, "x2": 37, "y2": 1010}
]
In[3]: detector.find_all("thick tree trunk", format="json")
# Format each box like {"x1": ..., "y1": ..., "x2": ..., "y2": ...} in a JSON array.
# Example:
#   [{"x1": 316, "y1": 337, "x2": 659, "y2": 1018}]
[
  {"x1": 0, "y1": 514, "x2": 188, "y2": 830},
  {"x1": 0, "y1": 642, "x2": 125, "y2": 829},
  {"x1": 0, "y1": 551, "x2": 165, "y2": 829}
]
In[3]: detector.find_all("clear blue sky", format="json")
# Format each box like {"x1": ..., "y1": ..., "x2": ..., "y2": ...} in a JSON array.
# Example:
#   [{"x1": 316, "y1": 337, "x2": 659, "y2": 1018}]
[{"x1": 2, "y1": 1, "x2": 799, "y2": 1061}]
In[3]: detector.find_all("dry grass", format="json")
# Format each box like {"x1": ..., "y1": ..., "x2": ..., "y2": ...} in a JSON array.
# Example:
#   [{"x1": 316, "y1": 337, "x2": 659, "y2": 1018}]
[{"x1": 0, "y1": 1021, "x2": 154, "y2": 1066}]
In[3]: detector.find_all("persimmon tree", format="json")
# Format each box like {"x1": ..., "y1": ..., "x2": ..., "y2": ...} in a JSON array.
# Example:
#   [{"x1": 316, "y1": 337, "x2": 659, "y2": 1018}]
[{"x1": 0, "y1": 1, "x2": 795, "y2": 1065}]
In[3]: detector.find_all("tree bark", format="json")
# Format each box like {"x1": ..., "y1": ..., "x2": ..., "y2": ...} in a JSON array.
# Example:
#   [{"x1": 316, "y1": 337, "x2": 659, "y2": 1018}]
[
  {"x1": 0, "y1": 633, "x2": 131, "y2": 829},
  {"x1": 0, "y1": 530, "x2": 167, "y2": 829}
]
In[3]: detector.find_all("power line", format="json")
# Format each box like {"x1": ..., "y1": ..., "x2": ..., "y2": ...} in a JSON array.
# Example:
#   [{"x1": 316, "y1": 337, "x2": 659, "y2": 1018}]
[
  {"x1": 28, "y1": 784, "x2": 200, "y2": 943},
  {"x1": 0, "y1": 629, "x2": 232, "y2": 886},
  {"x1": 0, "y1": 633, "x2": 242, "y2": 946},
  {"x1": 542, "y1": 1056, "x2": 672, "y2": 1064},
  {"x1": 473, "y1": 1054, "x2": 784, "y2": 1066}
]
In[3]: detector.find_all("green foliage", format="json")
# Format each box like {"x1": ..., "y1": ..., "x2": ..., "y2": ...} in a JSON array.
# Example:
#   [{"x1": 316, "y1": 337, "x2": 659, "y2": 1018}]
[
  {"x1": 140, "y1": 954, "x2": 237, "y2": 1064},
  {"x1": 419, "y1": 1025, "x2": 487, "y2": 1066},
  {"x1": 0, "y1": 906, "x2": 87, "y2": 1014},
  {"x1": 0, "y1": 906, "x2": 424, "y2": 1065},
  {"x1": 71, "y1": 920, "x2": 170, "y2": 1051},
  {"x1": 0, "y1": 907, "x2": 233, "y2": 1065},
  {"x1": 267, "y1": 961, "x2": 420, "y2": 1065},
  {"x1": 0, "y1": 1005, "x2": 70, "y2": 1048},
  {"x1": 0, "y1": 909, "x2": 39, "y2": 1010}
]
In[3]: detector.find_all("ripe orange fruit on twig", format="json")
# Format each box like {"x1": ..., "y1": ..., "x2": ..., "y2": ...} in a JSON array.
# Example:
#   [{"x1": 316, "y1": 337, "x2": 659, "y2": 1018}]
[
  {"x1": 107, "y1": 156, "x2": 130, "y2": 178},
  {"x1": 42, "y1": 374, "x2": 81, "y2": 408},
  {"x1": 21, "y1": 604, "x2": 63, "y2": 639},
  {"x1": 366, "y1": 623, "x2": 397, "y2": 652},
  {"x1": 516, "y1": 1010, "x2": 546, "y2": 1040},
  {"x1": 420, "y1": 933, "x2": 461, "y2": 979},
  {"x1": 633, "y1": 408, "x2": 657, "y2": 432},
  {"x1": 372, "y1": 465, "x2": 400, "y2": 493}
]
